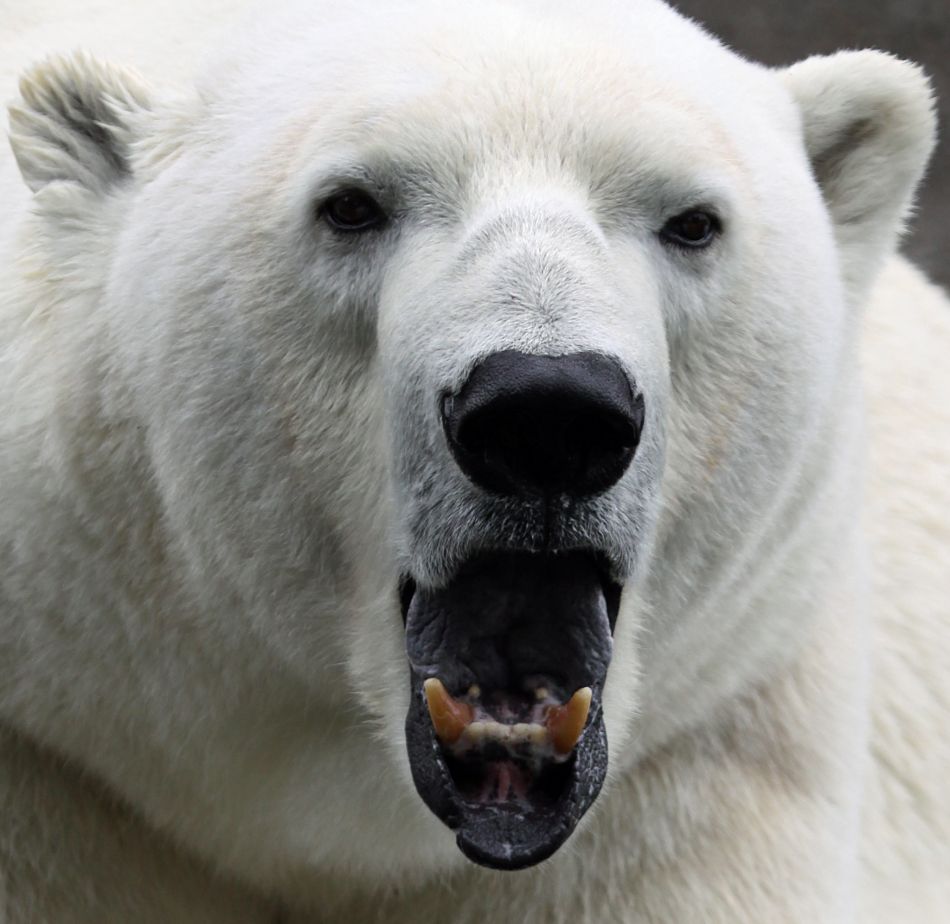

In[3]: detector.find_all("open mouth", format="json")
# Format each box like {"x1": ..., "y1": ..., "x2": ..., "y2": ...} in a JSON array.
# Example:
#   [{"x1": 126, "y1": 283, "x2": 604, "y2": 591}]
[{"x1": 402, "y1": 551, "x2": 619, "y2": 870}]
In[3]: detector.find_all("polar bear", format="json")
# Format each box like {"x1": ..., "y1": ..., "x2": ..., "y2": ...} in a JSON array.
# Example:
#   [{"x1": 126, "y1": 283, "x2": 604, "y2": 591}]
[{"x1": 1, "y1": 0, "x2": 948, "y2": 921}]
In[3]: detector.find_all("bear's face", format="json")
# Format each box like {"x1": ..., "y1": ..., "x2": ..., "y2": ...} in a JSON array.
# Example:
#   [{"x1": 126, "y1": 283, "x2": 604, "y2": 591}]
[{"x1": 9, "y1": 0, "x2": 934, "y2": 880}]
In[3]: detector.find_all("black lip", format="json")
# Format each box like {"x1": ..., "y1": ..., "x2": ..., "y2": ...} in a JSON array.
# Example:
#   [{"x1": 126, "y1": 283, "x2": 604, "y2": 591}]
[
  {"x1": 402, "y1": 551, "x2": 617, "y2": 870},
  {"x1": 398, "y1": 574, "x2": 417, "y2": 625}
]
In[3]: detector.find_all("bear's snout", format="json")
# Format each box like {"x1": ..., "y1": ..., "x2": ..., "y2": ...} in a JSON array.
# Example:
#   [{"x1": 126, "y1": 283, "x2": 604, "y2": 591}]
[{"x1": 442, "y1": 350, "x2": 644, "y2": 498}]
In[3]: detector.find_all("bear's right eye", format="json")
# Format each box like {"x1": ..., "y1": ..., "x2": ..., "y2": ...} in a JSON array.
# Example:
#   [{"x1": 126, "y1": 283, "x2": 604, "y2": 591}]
[
  {"x1": 660, "y1": 209, "x2": 721, "y2": 249},
  {"x1": 320, "y1": 189, "x2": 388, "y2": 232}
]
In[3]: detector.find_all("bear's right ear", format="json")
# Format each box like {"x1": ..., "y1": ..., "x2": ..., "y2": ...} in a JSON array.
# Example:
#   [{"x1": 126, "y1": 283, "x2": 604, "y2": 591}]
[{"x1": 8, "y1": 50, "x2": 152, "y2": 195}]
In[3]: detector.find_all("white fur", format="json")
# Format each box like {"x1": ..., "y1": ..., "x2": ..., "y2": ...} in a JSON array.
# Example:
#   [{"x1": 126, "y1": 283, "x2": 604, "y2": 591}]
[{"x1": 0, "y1": 1, "x2": 947, "y2": 921}]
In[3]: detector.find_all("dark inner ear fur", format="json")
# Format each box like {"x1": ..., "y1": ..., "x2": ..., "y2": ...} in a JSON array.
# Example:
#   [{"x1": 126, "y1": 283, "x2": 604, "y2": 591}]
[
  {"x1": 810, "y1": 118, "x2": 871, "y2": 185},
  {"x1": 60, "y1": 89, "x2": 132, "y2": 179},
  {"x1": 809, "y1": 116, "x2": 879, "y2": 226}
]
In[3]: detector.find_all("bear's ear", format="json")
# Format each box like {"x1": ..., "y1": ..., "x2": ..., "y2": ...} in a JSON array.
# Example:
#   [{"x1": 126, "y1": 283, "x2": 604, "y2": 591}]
[
  {"x1": 8, "y1": 51, "x2": 152, "y2": 195},
  {"x1": 780, "y1": 51, "x2": 936, "y2": 301}
]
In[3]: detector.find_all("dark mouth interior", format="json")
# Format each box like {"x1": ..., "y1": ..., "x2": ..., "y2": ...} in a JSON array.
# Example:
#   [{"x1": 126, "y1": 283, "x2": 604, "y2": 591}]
[
  {"x1": 446, "y1": 748, "x2": 574, "y2": 809},
  {"x1": 399, "y1": 552, "x2": 622, "y2": 631}
]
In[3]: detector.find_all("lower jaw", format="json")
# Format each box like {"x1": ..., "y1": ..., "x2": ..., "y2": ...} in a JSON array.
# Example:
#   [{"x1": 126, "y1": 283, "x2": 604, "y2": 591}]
[
  {"x1": 455, "y1": 717, "x2": 609, "y2": 869},
  {"x1": 405, "y1": 670, "x2": 609, "y2": 870}
]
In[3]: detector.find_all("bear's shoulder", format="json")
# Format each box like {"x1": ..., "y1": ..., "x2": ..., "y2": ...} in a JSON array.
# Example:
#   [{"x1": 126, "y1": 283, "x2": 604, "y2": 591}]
[{"x1": 861, "y1": 256, "x2": 950, "y2": 918}]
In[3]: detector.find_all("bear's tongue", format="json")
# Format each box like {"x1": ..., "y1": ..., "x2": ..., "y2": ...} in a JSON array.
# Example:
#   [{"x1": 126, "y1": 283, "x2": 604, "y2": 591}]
[{"x1": 403, "y1": 552, "x2": 615, "y2": 870}]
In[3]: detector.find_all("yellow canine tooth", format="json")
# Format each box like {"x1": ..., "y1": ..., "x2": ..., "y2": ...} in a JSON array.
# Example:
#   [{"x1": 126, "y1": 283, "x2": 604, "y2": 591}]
[
  {"x1": 545, "y1": 687, "x2": 593, "y2": 756},
  {"x1": 423, "y1": 678, "x2": 475, "y2": 745}
]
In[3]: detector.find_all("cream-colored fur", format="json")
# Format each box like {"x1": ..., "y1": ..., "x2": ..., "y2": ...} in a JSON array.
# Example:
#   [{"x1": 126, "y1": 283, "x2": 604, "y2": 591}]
[{"x1": 1, "y1": 1, "x2": 947, "y2": 922}]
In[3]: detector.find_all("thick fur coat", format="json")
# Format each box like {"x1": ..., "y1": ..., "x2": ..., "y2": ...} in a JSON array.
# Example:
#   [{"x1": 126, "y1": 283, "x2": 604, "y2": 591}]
[{"x1": 0, "y1": 1, "x2": 948, "y2": 921}]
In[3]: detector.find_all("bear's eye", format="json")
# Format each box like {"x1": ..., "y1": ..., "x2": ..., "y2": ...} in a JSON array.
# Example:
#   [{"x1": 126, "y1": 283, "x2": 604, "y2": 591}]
[
  {"x1": 320, "y1": 189, "x2": 387, "y2": 232},
  {"x1": 660, "y1": 210, "x2": 721, "y2": 249}
]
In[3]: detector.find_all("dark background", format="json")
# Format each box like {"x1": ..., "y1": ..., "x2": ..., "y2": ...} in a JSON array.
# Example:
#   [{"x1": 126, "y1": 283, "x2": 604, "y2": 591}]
[{"x1": 670, "y1": 0, "x2": 949, "y2": 289}]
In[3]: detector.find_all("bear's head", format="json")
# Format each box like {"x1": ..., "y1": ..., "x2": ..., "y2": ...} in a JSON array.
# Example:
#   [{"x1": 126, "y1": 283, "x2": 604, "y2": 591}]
[{"x1": 8, "y1": 0, "x2": 935, "y2": 880}]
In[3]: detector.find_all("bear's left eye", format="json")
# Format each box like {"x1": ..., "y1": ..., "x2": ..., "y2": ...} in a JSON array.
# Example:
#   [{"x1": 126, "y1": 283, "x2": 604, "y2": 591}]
[
  {"x1": 660, "y1": 210, "x2": 721, "y2": 249},
  {"x1": 320, "y1": 189, "x2": 388, "y2": 232}
]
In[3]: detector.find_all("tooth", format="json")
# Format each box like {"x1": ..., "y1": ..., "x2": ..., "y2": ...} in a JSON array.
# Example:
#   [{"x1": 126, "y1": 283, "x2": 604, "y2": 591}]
[
  {"x1": 528, "y1": 724, "x2": 549, "y2": 747},
  {"x1": 468, "y1": 684, "x2": 481, "y2": 699},
  {"x1": 472, "y1": 721, "x2": 490, "y2": 740},
  {"x1": 545, "y1": 687, "x2": 592, "y2": 755},
  {"x1": 477, "y1": 721, "x2": 509, "y2": 743},
  {"x1": 423, "y1": 678, "x2": 474, "y2": 745}
]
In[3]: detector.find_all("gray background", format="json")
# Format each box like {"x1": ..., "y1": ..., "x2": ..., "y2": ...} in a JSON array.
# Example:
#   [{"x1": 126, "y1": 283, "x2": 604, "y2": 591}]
[{"x1": 670, "y1": 0, "x2": 949, "y2": 289}]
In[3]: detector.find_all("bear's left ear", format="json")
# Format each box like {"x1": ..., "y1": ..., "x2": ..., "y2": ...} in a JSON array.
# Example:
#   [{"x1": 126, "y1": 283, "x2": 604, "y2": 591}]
[
  {"x1": 780, "y1": 51, "x2": 936, "y2": 301},
  {"x1": 8, "y1": 50, "x2": 152, "y2": 195}
]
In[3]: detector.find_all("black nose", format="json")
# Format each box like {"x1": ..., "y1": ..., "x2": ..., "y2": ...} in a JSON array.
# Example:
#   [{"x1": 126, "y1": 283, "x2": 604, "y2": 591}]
[{"x1": 443, "y1": 351, "x2": 644, "y2": 498}]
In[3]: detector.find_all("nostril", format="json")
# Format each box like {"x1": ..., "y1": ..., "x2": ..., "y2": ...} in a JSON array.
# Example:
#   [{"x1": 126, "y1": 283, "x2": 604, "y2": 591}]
[{"x1": 443, "y1": 351, "x2": 644, "y2": 498}]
